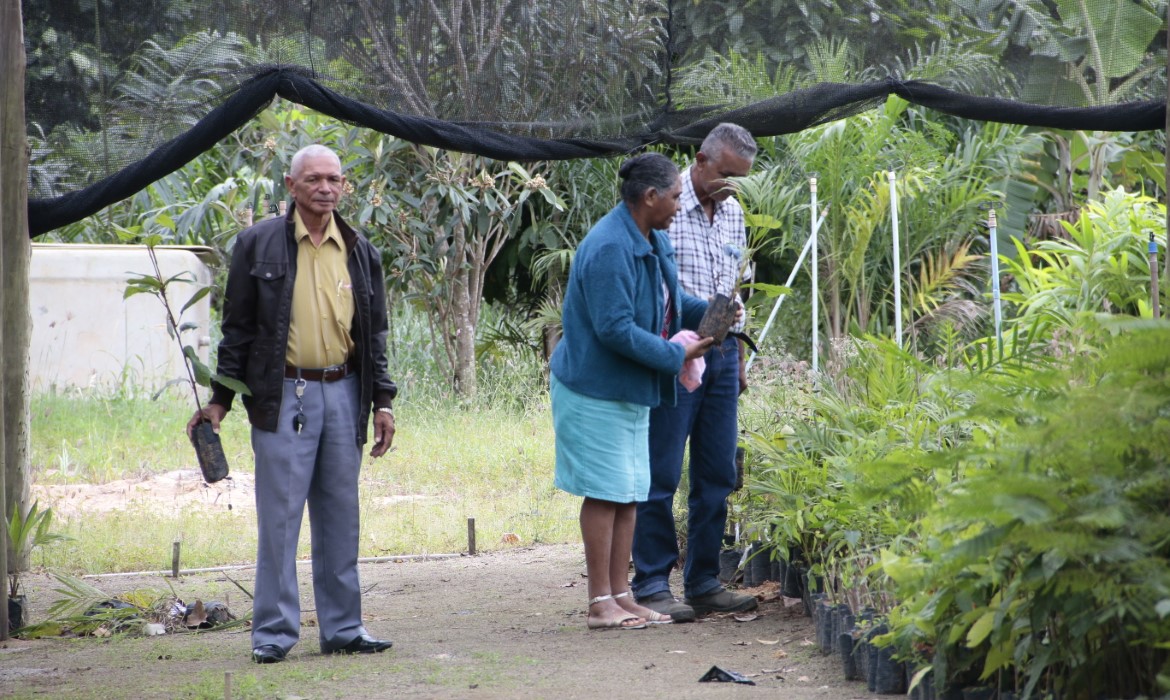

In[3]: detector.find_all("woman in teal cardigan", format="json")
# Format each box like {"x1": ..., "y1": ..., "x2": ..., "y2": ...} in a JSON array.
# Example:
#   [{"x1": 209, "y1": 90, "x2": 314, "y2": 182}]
[{"x1": 550, "y1": 153, "x2": 712, "y2": 630}]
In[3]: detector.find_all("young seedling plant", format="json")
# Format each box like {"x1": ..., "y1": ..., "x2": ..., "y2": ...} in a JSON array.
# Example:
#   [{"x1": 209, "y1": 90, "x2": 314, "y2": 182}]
[{"x1": 123, "y1": 233, "x2": 249, "y2": 481}]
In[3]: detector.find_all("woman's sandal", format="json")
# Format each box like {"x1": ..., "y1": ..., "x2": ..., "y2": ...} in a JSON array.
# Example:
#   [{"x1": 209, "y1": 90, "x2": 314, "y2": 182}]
[
  {"x1": 613, "y1": 590, "x2": 673, "y2": 624},
  {"x1": 586, "y1": 594, "x2": 647, "y2": 630}
]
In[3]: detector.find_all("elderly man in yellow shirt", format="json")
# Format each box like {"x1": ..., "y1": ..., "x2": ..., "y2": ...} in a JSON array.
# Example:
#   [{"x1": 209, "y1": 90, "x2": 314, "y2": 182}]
[{"x1": 188, "y1": 144, "x2": 398, "y2": 663}]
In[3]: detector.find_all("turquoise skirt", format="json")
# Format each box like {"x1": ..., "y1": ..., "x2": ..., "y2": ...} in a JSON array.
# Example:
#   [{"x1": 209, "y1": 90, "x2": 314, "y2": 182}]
[{"x1": 550, "y1": 373, "x2": 650, "y2": 503}]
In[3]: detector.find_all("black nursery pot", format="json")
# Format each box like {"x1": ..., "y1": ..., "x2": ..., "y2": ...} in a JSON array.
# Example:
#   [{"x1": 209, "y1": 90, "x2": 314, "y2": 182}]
[
  {"x1": 782, "y1": 561, "x2": 804, "y2": 599},
  {"x1": 190, "y1": 421, "x2": 230, "y2": 483},
  {"x1": 749, "y1": 544, "x2": 773, "y2": 584},
  {"x1": 697, "y1": 292, "x2": 737, "y2": 344},
  {"x1": 772, "y1": 556, "x2": 785, "y2": 584},
  {"x1": 839, "y1": 631, "x2": 859, "y2": 679},
  {"x1": 8, "y1": 594, "x2": 27, "y2": 632},
  {"x1": 816, "y1": 598, "x2": 834, "y2": 654},
  {"x1": 741, "y1": 544, "x2": 759, "y2": 587},
  {"x1": 873, "y1": 637, "x2": 907, "y2": 694},
  {"x1": 718, "y1": 549, "x2": 742, "y2": 585}
]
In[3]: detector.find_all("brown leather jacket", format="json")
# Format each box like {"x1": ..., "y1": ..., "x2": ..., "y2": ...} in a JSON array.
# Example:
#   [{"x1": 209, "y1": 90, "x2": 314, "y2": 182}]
[{"x1": 208, "y1": 203, "x2": 397, "y2": 444}]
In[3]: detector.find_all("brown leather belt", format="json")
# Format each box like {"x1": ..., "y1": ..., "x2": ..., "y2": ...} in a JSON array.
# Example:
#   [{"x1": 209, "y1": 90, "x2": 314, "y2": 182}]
[{"x1": 285, "y1": 360, "x2": 355, "y2": 382}]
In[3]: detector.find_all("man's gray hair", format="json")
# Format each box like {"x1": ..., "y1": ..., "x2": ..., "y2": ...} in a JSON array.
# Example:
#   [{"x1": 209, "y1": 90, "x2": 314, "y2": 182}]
[
  {"x1": 289, "y1": 144, "x2": 341, "y2": 178},
  {"x1": 700, "y1": 123, "x2": 758, "y2": 161}
]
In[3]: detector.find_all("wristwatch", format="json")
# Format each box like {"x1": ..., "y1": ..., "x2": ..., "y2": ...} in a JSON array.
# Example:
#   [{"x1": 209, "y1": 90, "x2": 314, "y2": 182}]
[{"x1": 376, "y1": 407, "x2": 394, "y2": 416}]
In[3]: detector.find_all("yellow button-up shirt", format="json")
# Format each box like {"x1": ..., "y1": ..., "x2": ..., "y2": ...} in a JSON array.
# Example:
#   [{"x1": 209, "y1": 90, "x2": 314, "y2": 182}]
[{"x1": 285, "y1": 210, "x2": 355, "y2": 369}]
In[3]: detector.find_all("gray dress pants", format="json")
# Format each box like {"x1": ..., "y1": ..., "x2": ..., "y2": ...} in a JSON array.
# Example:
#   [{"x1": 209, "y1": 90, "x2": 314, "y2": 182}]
[{"x1": 250, "y1": 373, "x2": 366, "y2": 653}]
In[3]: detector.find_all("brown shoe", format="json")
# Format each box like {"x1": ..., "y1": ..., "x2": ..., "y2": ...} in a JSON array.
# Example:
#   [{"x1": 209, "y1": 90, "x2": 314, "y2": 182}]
[
  {"x1": 637, "y1": 591, "x2": 696, "y2": 623},
  {"x1": 684, "y1": 587, "x2": 758, "y2": 615}
]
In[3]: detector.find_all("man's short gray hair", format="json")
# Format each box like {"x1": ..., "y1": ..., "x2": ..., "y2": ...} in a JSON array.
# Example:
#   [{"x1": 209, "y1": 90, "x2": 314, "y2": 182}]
[
  {"x1": 700, "y1": 123, "x2": 758, "y2": 161},
  {"x1": 289, "y1": 144, "x2": 341, "y2": 178}
]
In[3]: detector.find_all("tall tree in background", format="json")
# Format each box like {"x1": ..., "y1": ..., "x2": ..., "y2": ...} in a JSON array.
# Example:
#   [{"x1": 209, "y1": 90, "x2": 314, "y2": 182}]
[{"x1": 331, "y1": 0, "x2": 667, "y2": 129}]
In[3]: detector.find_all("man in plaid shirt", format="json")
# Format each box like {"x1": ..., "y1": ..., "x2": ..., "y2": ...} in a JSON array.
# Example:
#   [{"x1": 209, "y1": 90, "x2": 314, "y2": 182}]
[{"x1": 632, "y1": 123, "x2": 759, "y2": 621}]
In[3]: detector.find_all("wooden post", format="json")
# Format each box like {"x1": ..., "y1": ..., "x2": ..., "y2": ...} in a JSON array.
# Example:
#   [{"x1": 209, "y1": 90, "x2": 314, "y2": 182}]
[
  {"x1": 172, "y1": 540, "x2": 182, "y2": 578},
  {"x1": 224, "y1": 671, "x2": 233, "y2": 700},
  {"x1": 467, "y1": 518, "x2": 476, "y2": 556},
  {"x1": 0, "y1": 0, "x2": 28, "y2": 642}
]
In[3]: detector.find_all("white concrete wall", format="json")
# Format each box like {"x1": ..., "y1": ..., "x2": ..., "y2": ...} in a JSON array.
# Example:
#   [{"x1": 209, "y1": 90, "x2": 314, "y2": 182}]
[{"x1": 29, "y1": 244, "x2": 215, "y2": 393}]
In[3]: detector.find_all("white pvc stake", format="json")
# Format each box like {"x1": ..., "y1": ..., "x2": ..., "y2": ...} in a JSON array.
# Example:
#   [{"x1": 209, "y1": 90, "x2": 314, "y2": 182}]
[
  {"x1": 745, "y1": 207, "x2": 827, "y2": 373},
  {"x1": 889, "y1": 171, "x2": 903, "y2": 348},
  {"x1": 988, "y1": 208, "x2": 1003, "y2": 355},
  {"x1": 810, "y1": 177, "x2": 820, "y2": 374}
]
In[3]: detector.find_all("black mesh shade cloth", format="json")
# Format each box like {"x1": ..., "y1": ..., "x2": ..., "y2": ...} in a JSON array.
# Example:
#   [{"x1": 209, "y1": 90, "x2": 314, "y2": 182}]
[{"x1": 22, "y1": 0, "x2": 1169, "y2": 236}]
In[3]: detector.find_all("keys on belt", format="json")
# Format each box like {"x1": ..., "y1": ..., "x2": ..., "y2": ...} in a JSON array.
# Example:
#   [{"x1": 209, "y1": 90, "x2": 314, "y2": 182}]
[{"x1": 284, "y1": 360, "x2": 355, "y2": 435}]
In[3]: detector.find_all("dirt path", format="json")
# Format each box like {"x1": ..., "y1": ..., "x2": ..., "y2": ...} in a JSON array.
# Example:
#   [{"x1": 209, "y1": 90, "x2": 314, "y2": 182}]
[{"x1": 1, "y1": 544, "x2": 867, "y2": 699}]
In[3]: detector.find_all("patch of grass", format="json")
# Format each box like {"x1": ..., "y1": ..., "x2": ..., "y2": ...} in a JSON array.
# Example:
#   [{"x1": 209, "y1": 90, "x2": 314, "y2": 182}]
[
  {"x1": 31, "y1": 389, "x2": 253, "y2": 484},
  {"x1": 177, "y1": 672, "x2": 274, "y2": 700},
  {"x1": 32, "y1": 390, "x2": 579, "y2": 575}
]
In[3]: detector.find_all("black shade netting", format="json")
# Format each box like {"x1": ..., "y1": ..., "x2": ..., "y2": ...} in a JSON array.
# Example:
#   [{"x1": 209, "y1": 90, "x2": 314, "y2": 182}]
[{"x1": 22, "y1": 0, "x2": 1169, "y2": 236}]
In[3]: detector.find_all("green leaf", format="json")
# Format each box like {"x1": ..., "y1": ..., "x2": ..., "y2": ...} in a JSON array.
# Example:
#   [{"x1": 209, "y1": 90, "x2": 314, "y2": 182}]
[
  {"x1": 123, "y1": 274, "x2": 163, "y2": 297},
  {"x1": 908, "y1": 666, "x2": 931, "y2": 692},
  {"x1": 980, "y1": 640, "x2": 1014, "y2": 679},
  {"x1": 180, "y1": 286, "x2": 212, "y2": 314},
  {"x1": 966, "y1": 609, "x2": 996, "y2": 648},
  {"x1": 163, "y1": 271, "x2": 196, "y2": 286},
  {"x1": 538, "y1": 187, "x2": 566, "y2": 211},
  {"x1": 211, "y1": 373, "x2": 252, "y2": 396},
  {"x1": 1056, "y1": 0, "x2": 1161, "y2": 80},
  {"x1": 184, "y1": 346, "x2": 213, "y2": 387},
  {"x1": 879, "y1": 549, "x2": 914, "y2": 585},
  {"x1": 741, "y1": 282, "x2": 792, "y2": 298},
  {"x1": 744, "y1": 213, "x2": 785, "y2": 230}
]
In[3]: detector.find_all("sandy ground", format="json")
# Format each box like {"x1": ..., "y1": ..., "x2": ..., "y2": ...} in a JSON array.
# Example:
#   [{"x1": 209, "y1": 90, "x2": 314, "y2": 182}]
[
  {"x1": 31, "y1": 469, "x2": 256, "y2": 518},
  {"x1": 1, "y1": 543, "x2": 869, "y2": 699}
]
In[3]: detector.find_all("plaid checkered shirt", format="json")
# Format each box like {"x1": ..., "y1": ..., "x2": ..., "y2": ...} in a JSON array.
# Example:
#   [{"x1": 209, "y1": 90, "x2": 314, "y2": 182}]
[{"x1": 668, "y1": 167, "x2": 747, "y2": 333}]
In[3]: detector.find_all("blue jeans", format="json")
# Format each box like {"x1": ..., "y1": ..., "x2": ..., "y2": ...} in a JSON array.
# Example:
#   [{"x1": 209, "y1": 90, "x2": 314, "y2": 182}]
[{"x1": 632, "y1": 336, "x2": 739, "y2": 599}]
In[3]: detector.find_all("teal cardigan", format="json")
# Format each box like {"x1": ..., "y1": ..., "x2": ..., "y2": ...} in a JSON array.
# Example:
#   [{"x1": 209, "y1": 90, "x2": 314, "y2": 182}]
[{"x1": 550, "y1": 202, "x2": 707, "y2": 407}]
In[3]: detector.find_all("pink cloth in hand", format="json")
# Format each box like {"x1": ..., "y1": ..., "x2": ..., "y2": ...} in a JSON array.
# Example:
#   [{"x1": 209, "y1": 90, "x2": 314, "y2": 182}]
[{"x1": 669, "y1": 330, "x2": 706, "y2": 392}]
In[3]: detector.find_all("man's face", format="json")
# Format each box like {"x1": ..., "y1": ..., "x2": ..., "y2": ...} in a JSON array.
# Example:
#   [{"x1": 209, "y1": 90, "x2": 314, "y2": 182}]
[
  {"x1": 693, "y1": 147, "x2": 753, "y2": 204},
  {"x1": 285, "y1": 153, "x2": 345, "y2": 218}
]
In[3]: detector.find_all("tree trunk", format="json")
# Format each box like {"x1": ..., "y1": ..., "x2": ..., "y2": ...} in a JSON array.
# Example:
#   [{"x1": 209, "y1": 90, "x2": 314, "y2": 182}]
[
  {"x1": 451, "y1": 266, "x2": 476, "y2": 399},
  {"x1": 449, "y1": 220, "x2": 476, "y2": 399},
  {"x1": 0, "y1": 0, "x2": 28, "y2": 640}
]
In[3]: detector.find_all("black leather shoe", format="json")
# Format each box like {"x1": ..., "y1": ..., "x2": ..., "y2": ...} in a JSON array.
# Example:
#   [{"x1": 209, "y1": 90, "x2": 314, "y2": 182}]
[
  {"x1": 333, "y1": 634, "x2": 393, "y2": 655},
  {"x1": 252, "y1": 644, "x2": 286, "y2": 664}
]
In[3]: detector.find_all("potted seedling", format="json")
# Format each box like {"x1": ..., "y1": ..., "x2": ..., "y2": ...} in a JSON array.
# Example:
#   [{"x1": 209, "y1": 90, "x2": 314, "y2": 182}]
[
  {"x1": 696, "y1": 241, "x2": 750, "y2": 343},
  {"x1": 124, "y1": 235, "x2": 249, "y2": 483},
  {"x1": 7, "y1": 501, "x2": 71, "y2": 632},
  {"x1": 695, "y1": 183, "x2": 791, "y2": 345}
]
